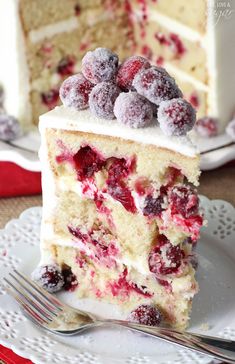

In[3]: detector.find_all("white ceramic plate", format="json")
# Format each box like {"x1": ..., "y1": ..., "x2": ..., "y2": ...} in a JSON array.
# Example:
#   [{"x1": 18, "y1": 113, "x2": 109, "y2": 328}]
[
  {"x1": 0, "y1": 196, "x2": 235, "y2": 364},
  {"x1": 0, "y1": 131, "x2": 235, "y2": 172}
]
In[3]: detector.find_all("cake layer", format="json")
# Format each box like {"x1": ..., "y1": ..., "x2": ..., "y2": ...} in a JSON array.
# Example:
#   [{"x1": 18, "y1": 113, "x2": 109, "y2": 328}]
[
  {"x1": 147, "y1": 0, "x2": 207, "y2": 34},
  {"x1": 134, "y1": 18, "x2": 207, "y2": 83}
]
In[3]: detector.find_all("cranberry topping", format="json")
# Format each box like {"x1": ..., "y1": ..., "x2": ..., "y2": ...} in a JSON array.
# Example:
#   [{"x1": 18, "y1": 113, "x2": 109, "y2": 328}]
[
  {"x1": 32, "y1": 264, "x2": 64, "y2": 293},
  {"x1": 143, "y1": 194, "x2": 165, "y2": 217},
  {"x1": 106, "y1": 157, "x2": 137, "y2": 213},
  {"x1": 133, "y1": 66, "x2": 182, "y2": 106},
  {"x1": 41, "y1": 89, "x2": 59, "y2": 109},
  {"x1": 195, "y1": 116, "x2": 219, "y2": 138},
  {"x1": 128, "y1": 304, "x2": 162, "y2": 326},
  {"x1": 59, "y1": 73, "x2": 93, "y2": 110},
  {"x1": 82, "y1": 47, "x2": 119, "y2": 84},
  {"x1": 114, "y1": 92, "x2": 153, "y2": 128},
  {"x1": 89, "y1": 81, "x2": 121, "y2": 119},
  {"x1": 116, "y1": 55, "x2": 150, "y2": 91},
  {"x1": 57, "y1": 56, "x2": 76, "y2": 76},
  {"x1": 158, "y1": 98, "x2": 196, "y2": 136},
  {"x1": 62, "y1": 267, "x2": 78, "y2": 291},
  {"x1": 148, "y1": 235, "x2": 185, "y2": 275},
  {"x1": 73, "y1": 146, "x2": 106, "y2": 181},
  {"x1": 168, "y1": 185, "x2": 199, "y2": 219}
]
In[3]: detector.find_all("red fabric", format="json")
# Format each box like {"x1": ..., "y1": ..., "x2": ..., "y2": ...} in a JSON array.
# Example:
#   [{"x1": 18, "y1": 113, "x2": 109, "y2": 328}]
[
  {"x1": 0, "y1": 345, "x2": 33, "y2": 363},
  {"x1": 0, "y1": 162, "x2": 41, "y2": 197}
]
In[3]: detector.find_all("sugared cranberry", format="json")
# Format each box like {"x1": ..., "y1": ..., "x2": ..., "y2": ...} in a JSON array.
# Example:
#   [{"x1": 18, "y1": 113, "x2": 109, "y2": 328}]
[
  {"x1": 82, "y1": 47, "x2": 119, "y2": 84},
  {"x1": 57, "y1": 56, "x2": 76, "y2": 76},
  {"x1": 62, "y1": 267, "x2": 78, "y2": 291},
  {"x1": 73, "y1": 145, "x2": 105, "y2": 180},
  {"x1": 0, "y1": 114, "x2": 21, "y2": 141},
  {"x1": 148, "y1": 235, "x2": 184, "y2": 275},
  {"x1": 143, "y1": 194, "x2": 165, "y2": 217},
  {"x1": 195, "y1": 116, "x2": 219, "y2": 138},
  {"x1": 32, "y1": 264, "x2": 64, "y2": 293},
  {"x1": 59, "y1": 73, "x2": 93, "y2": 110},
  {"x1": 89, "y1": 82, "x2": 121, "y2": 119},
  {"x1": 168, "y1": 184, "x2": 199, "y2": 218},
  {"x1": 158, "y1": 98, "x2": 196, "y2": 136},
  {"x1": 114, "y1": 92, "x2": 153, "y2": 128},
  {"x1": 128, "y1": 304, "x2": 162, "y2": 326},
  {"x1": 133, "y1": 66, "x2": 182, "y2": 106},
  {"x1": 116, "y1": 56, "x2": 150, "y2": 91},
  {"x1": 41, "y1": 89, "x2": 59, "y2": 110},
  {"x1": 226, "y1": 119, "x2": 235, "y2": 141}
]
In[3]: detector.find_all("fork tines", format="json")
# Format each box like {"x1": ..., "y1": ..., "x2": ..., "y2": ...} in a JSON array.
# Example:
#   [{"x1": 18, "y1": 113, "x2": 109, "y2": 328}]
[{"x1": 4, "y1": 270, "x2": 63, "y2": 326}]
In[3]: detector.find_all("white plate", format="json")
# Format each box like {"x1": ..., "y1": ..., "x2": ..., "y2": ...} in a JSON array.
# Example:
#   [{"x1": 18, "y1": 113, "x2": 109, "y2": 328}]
[
  {"x1": 0, "y1": 196, "x2": 235, "y2": 364},
  {"x1": 0, "y1": 131, "x2": 235, "y2": 172}
]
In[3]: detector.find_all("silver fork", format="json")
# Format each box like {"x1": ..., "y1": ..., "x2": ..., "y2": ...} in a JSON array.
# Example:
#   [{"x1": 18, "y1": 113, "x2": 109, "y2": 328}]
[{"x1": 4, "y1": 270, "x2": 235, "y2": 364}]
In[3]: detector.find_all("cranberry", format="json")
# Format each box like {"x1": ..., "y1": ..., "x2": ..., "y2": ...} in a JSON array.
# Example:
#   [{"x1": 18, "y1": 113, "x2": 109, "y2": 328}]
[
  {"x1": 74, "y1": 4, "x2": 81, "y2": 15},
  {"x1": 169, "y1": 33, "x2": 186, "y2": 58},
  {"x1": 148, "y1": 235, "x2": 184, "y2": 275},
  {"x1": 73, "y1": 145, "x2": 106, "y2": 181},
  {"x1": 195, "y1": 116, "x2": 219, "y2": 138},
  {"x1": 168, "y1": 184, "x2": 199, "y2": 218},
  {"x1": 226, "y1": 119, "x2": 235, "y2": 141},
  {"x1": 114, "y1": 92, "x2": 153, "y2": 128},
  {"x1": 62, "y1": 267, "x2": 78, "y2": 291},
  {"x1": 41, "y1": 89, "x2": 59, "y2": 109},
  {"x1": 107, "y1": 157, "x2": 137, "y2": 213},
  {"x1": 133, "y1": 66, "x2": 182, "y2": 106},
  {"x1": 82, "y1": 47, "x2": 118, "y2": 84},
  {"x1": 116, "y1": 56, "x2": 150, "y2": 91},
  {"x1": 31, "y1": 264, "x2": 64, "y2": 293},
  {"x1": 189, "y1": 92, "x2": 200, "y2": 109},
  {"x1": 141, "y1": 45, "x2": 153, "y2": 60},
  {"x1": 158, "y1": 98, "x2": 196, "y2": 136},
  {"x1": 89, "y1": 82, "x2": 121, "y2": 119},
  {"x1": 57, "y1": 56, "x2": 75, "y2": 76},
  {"x1": 59, "y1": 73, "x2": 93, "y2": 110},
  {"x1": 0, "y1": 114, "x2": 21, "y2": 141},
  {"x1": 128, "y1": 304, "x2": 162, "y2": 326},
  {"x1": 143, "y1": 194, "x2": 165, "y2": 217}
]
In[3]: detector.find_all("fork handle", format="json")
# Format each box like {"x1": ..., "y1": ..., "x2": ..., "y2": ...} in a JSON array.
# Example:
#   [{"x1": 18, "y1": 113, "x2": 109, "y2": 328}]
[{"x1": 105, "y1": 320, "x2": 235, "y2": 364}]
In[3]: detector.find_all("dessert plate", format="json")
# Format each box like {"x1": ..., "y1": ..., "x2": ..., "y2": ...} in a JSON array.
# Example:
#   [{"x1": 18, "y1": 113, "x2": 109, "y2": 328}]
[
  {"x1": 0, "y1": 196, "x2": 235, "y2": 364},
  {"x1": 0, "y1": 131, "x2": 235, "y2": 171}
]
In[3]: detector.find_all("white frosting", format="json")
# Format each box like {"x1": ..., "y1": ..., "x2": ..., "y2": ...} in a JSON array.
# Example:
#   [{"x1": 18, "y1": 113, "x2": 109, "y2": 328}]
[
  {"x1": 0, "y1": 0, "x2": 31, "y2": 128},
  {"x1": 39, "y1": 106, "x2": 198, "y2": 157},
  {"x1": 29, "y1": 17, "x2": 79, "y2": 43}
]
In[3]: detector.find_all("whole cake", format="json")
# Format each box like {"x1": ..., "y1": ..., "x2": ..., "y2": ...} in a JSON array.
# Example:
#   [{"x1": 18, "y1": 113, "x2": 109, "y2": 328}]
[
  {"x1": 33, "y1": 48, "x2": 204, "y2": 330},
  {"x1": 0, "y1": 1, "x2": 235, "y2": 134}
]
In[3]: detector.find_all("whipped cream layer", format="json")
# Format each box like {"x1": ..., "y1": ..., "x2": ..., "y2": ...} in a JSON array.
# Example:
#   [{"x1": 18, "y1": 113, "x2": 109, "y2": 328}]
[{"x1": 39, "y1": 106, "x2": 198, "y2": 157}]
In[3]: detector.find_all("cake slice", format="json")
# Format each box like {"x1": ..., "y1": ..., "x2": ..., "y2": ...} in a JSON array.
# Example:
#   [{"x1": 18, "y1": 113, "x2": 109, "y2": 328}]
[{"x1": 34, "y1": 48, "x2": 203, "y2": 330}]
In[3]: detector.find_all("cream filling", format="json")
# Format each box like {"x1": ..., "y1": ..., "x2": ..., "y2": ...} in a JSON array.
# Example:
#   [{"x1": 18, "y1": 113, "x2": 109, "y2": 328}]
[{"x1": 29, "y1": 17, "x2": 79, "y2": 43}]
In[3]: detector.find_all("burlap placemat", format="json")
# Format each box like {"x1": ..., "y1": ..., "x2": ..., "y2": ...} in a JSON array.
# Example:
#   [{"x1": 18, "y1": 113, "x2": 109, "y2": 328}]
[{"x1": 0, "y1": 195, "x2": 42, "y2": 229}]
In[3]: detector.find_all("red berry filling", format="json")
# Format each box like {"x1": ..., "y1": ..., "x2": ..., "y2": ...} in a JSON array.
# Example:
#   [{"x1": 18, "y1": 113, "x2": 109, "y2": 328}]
[
  {"x1": 189, "y1": 92, "x2": 200, "y2": 109},
  {"x1": 57, "y1": 56, "x2": 76, "y2": 77},
  {"x1": 148, "y1": 235, "x2": 185, "y2": 275},
  {"x1": 41, "y1": 89, "x2": 59, "y2": 109},
  {"x1": 128, "y1": 304, "x2": 162, "y2": 326},
  {"x1": 73, "y1": 146, "x2": 106, "y2": 181},
  {"x1": 106, "y1": 158, "x2": 137, "y2": 213},
  {"x1": 143, "y1": 193, "x2": 165, "y2": 217},
  {"x1": 116, "y1": 56, "x2": 150, "y2": 91},
  {"x1": 155, "y1": 32, "x2": 186, "y2": 58},
  {"x1": 168, "y1": 185, "x2": 199, "y2": 219},
  {"x1": 62, "y1": 267, "x2": 78, "y2": 291}
]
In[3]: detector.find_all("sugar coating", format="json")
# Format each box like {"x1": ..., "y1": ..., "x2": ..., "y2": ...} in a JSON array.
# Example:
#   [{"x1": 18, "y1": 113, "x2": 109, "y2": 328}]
[
  {"x1": 158, "y1": 98, "x2": 196, "y2": 136},
  {"x1": 0, "y1": 114, "x2": 21, "y2": 141},
  {"x1": 89, "y1": 81, "x2": 121, "y2": 119},
  {"x1": 59, "y1": 73, "x2": 93, "y2": 110},
  {"x1": 226, "y1": 119, "x2": 235, "y2": 141},
  {"x1": 116, "y1": 55, "x2": 150, "y2": 91},
  {"x1": 31, "y1": 264, "x2": 64, "y2": 293},
  {"x1": 133, "y1": 66, "x2": 182, "y2": 105},
  {"x1": 128, "y1": 304, "x2": 162, "y2": 326},
  {"x1": 195, "y1": 117, "x2": 219, "y2": 137},
  {"x1": 82, "y1": 47, "x2": 119, "y2": 84},
  {"x1": 114, "y1": 92, "x2": 153, "y2": 128}
]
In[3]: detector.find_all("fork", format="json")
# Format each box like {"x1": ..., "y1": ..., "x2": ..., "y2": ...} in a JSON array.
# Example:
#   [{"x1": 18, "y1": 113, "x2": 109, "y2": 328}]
[{"x1": 4, "y1": 270, "x2": 235, "y2": 364}]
